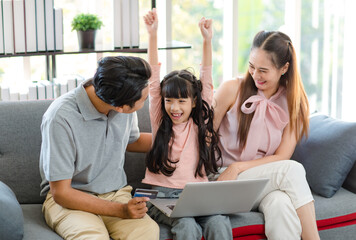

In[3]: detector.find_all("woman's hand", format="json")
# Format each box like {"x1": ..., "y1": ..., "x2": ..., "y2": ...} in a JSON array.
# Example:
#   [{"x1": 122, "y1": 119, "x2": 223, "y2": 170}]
[{"x1": 217, "y1": 162, "x2": 242, "y2": 181}]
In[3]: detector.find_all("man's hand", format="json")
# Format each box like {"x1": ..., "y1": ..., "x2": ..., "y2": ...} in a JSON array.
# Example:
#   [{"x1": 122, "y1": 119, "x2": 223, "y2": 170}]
[{"x1": 122, "y1": 197, "x2": 149, "y2": 219}]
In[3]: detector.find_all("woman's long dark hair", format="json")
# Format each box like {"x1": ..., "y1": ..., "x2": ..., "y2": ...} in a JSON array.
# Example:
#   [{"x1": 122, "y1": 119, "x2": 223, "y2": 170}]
[{"x1": 145, "y1": 69, "x2": 221, "y2": 178}]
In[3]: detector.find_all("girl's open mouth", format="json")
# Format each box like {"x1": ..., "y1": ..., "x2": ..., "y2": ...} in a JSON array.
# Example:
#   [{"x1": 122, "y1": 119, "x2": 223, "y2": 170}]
[{"x1": 171, "y1": 113, "x2": 183, "y2": 119}]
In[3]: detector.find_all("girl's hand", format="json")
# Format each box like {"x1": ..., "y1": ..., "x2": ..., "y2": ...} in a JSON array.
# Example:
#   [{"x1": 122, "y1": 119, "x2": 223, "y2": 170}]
[
  {"x1": 217, "y1": 162, "x2": 241, "y2": 181},
  {"x1": 199, "y1": 17, "x2": 213, "y2": 41},
  {"x1": 143, "y1": 8, "x2": 158, "y2": 35}
]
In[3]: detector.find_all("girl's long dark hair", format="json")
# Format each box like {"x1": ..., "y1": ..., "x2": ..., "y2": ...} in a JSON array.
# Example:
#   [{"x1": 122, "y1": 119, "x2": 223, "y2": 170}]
[{"x1": 146, "y1": 69, "x2": 221, "y2": 177}]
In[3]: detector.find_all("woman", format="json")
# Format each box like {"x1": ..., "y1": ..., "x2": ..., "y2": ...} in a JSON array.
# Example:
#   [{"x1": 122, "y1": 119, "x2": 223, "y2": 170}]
[{"x1": 213, "y1": 30, "x2": 320, "y2": 239}]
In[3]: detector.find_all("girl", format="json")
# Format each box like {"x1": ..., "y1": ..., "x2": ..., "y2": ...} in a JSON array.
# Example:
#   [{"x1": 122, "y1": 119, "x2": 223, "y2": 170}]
[
  {"x1": 213, "y1": 30, "x2": 320, "y2": 239},
  {"x1": 142, "y1": 9, "x2": 232, "y2": 240}
]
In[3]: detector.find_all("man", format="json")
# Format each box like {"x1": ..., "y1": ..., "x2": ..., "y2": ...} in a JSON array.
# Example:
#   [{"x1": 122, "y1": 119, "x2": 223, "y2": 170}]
[{"x1": 39, "y1": 56, "x2": 159, "y2": 240}]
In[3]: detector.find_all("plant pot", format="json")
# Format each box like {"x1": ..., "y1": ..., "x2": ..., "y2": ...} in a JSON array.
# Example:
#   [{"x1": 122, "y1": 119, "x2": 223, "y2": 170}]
[{"x1": 77, "y1": 30, "x2": 96, "y2": 50}]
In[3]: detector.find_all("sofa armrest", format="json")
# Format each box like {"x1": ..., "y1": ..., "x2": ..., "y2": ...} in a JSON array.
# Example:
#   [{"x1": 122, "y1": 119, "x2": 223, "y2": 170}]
[{"x1": 0, "y1": 181, "x2": 24, "y2": 240}]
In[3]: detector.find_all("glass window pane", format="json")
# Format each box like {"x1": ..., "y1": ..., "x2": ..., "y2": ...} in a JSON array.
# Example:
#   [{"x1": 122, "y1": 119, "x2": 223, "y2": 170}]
[
  {"x1": 0, "y1": 0, "x2": 152, "y2": 101},
  {"x1": 236, "y1": 0, "x2": 286, "y2": 75},
  {"x1": 171, "y1": 0, "x2": 224, "y2": 87},
  {"x1": 299, "y1": 0, "x2": 352, "y2": 120},
  {"x1": 54, "y1": 0, "x2": 151, "y2": 79}
]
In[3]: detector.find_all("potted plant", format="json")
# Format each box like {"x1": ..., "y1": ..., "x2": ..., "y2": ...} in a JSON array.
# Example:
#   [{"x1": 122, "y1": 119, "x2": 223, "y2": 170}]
[{"x1": 71, "y1": 13, "x2": 103, "y2": 50}]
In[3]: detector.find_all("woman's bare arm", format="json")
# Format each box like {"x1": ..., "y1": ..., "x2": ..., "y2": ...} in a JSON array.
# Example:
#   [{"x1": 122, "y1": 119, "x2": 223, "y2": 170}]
[
  {"x1": 217, "y1": 122, "x2": 297, "y2": 181},
  {"x1": 213, "y1": 79, "x2": 240, "y2": 131}
]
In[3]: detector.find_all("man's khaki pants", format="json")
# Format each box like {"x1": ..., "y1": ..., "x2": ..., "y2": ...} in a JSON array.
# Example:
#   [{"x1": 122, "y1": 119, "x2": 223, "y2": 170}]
[{"x1": 42, "y1": 185, "x2": 159, "y2": 240}]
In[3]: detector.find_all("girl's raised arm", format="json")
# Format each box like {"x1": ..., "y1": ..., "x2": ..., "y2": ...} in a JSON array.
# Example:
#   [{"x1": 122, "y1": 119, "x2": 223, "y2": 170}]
[
  {"x1": 143, "y1": 9, "x2": 161, "y2": 132},
  {"x1": 144, "y1": 9, "x2": 158, "y2": 66},
  {"x1": 199, "y1": 17, "x2": 213, "y2": 67},
  {"x1": 198, "y1": 17, "x2": 214, "y2": 105}
]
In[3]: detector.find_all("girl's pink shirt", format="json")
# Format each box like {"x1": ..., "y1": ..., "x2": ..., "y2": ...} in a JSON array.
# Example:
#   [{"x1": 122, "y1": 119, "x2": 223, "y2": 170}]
[
  {"x1": 142, "y1": 64, "x2": 213, "y2": 189},
  {"x1": 218, "y1": 86, "x2": 289, "y2": 166}
]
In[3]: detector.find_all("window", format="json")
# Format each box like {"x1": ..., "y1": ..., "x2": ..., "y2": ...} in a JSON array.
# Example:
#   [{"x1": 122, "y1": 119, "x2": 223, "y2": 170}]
[
  {"x1": 231, "y1": 0, "x2": 356, "y2": 121},
  {"x1": 170, "y1": 0, "x2": 355, "y2": 120},
  {"x1": 0, "y1": 0, "x2": 152, "y2": 89},
  {"x1": 170, "y1": 0, "x2": 224, "y2": 86},
  {"x1": 1, "y1": 0, "x2": 355, "y2": 122},
  {"x1": 53, "y1": 0, "x2": 152, "y2": 79},
  {"x1": 299, "y1": 0, "x2": 356, "y2": 121}
]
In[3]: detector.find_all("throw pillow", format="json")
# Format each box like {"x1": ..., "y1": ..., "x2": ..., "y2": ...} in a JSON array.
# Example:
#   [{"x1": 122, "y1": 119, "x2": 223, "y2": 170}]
[
  {"x1": 0, "y1": 181, "x2": 24, "y2": 240},
  {"x1": 291, "y1": 114, "x2": 356, "y2": 198},
  {"x1": 343, "y1": 162, "x2": 356, "y2": 194}
]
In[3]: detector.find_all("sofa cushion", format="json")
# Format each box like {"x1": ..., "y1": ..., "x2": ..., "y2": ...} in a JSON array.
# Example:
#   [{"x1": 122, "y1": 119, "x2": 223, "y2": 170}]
[
  {"x1": 124, "y1": 99, "x2": 152, "y2": 191},
  {"x1": 0, "y1": 181, "x2": 24, "y2": 240},
  {"x1": 343, "y1": 162, "x2": 356, "y2": 194},
  {"x1": 21, "y1": 204, "x2": 63, "y2": 240},
  {"x1": 314, "y1": 188, "x2": 356, "y2": 239},
  {"x1": 314, "y1": 187, "x2": 356, "y2": 229},
  {"x1": 0, "y1": 100, "x2": 52, "y2": 204},
  {"x1": 292, "y1": 114, "x2": 356, "y2": 198}
]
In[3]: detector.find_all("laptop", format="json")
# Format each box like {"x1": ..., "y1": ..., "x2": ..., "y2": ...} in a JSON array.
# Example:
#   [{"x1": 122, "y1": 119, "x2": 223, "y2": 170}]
[{"x1": 149, "y1": 178, "x2": 269, "y2": 218}]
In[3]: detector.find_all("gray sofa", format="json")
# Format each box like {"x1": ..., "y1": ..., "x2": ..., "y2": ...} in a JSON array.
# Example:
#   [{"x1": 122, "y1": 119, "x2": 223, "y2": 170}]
[{"x1": 0, "y1": 100, "x2": 356, "y2": 240}]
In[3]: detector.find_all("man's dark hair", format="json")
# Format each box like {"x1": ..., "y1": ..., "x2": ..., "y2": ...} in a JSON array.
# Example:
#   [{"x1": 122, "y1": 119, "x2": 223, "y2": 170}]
[{"x1": 93, "y1": 56, "x2": 151, "y2": 108}]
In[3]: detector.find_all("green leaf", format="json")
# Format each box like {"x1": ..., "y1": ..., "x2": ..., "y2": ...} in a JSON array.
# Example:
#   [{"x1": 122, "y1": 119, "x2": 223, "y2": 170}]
[{"x1": 71, "y1": 13, "x2": 103, "y2": 31}]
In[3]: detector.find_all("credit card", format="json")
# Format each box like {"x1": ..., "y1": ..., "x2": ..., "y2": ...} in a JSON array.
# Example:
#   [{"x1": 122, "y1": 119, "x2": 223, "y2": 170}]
[{"x1": 133, "y1": 188, "x2": 158, "y2": 199}]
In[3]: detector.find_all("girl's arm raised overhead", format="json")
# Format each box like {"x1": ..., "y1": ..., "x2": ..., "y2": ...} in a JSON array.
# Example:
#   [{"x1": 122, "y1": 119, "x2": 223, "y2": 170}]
[
  {"x1": 199, "y1": 17, "x2": 214, "y2": 105},
  {"x1": 199, "y1": 17, "x2": 213, "y2": 67},
  {"x1": 143, "y1": 8, "x2": 158, "y2": 66},
  {"x1": 143, "y1": 9, "x2": 161, "y2": 132}
]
